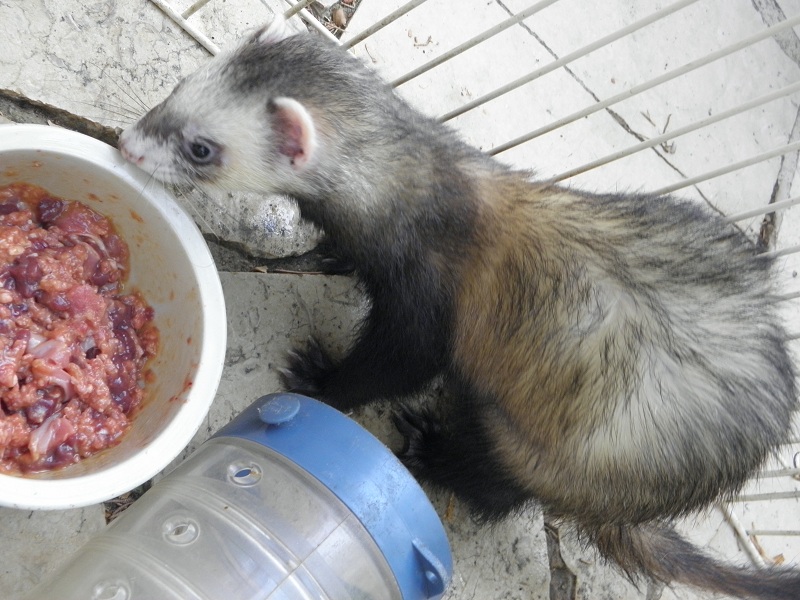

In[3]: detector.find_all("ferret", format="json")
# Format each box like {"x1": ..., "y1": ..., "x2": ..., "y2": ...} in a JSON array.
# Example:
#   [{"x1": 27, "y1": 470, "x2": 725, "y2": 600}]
[{"x1": 119, "y1": 17, "x2": 800, "y2": 599}]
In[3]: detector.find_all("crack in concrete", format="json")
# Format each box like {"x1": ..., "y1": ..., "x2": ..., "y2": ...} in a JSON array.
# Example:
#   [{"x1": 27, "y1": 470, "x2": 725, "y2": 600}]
[
  {"x1": 752, "y1": 0, "x2": 800, "y2": 65},
  {"x1": 544, "y1": 520, "x2": 577, "y2": 600},
  {"x1": 752, "y1": 0, "x2": 800, "y2": 250},
  {"x1": 759, "y1": 103, "x2": 800, "y2": 251},
  {"x1": 494, "y1": 0, "x2": 726, "y2": 212}
]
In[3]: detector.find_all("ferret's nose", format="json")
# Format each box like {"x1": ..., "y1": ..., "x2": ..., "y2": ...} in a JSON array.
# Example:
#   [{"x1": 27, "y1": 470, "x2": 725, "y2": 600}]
[{"x1": 117, "y1": 137, "x2": 144, "y2": 166}]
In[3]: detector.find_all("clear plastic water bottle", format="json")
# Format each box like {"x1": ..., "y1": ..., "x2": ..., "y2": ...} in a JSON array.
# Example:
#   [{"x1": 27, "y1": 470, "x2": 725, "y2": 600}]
[{"x1": 24, "y1": 394, "x2": 452, "y2": 600}]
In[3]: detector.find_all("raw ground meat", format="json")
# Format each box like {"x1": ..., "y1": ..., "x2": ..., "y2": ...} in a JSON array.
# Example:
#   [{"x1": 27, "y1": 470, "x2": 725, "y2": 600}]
[{"x1": 0, "y1": 182, "x2": 159, "y2": 473}]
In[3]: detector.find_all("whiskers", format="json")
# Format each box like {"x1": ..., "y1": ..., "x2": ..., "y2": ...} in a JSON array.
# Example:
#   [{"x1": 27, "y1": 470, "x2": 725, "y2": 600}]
[
  {"x1": 40, "y1": 75, "x2": 152, "y2": 128},
  {"x1": 171, "y1": 185, "x2": 227, "y2": 242},
  {"x1": 128, "y1": 164, "x2": 166, "y2": 211},
  {"x1": 126, "y1": 165, "x2": 222, "y2": 240},
  {"x1": 106, "y1": 76, "x2": 150, "y2": 118}
]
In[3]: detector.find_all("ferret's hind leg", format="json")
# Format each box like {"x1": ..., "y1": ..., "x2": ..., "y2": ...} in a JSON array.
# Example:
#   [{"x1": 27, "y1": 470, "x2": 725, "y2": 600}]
[
  {"x1": 393, "y1": 391, "x2": 533, "y2": 522},
  {"x1": 280, "y1": 336, "x2": 334, "y2": 397}
]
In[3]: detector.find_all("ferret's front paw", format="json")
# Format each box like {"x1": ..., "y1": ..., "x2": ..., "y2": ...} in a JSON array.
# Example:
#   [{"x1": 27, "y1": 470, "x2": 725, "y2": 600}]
[
  {"x1": 315, "y1": 237, "x2": 355, "y2": 274},
  {"x1": 392, "y1": 404, "x2": 443, "y2": 476},
  {"x1": 322, "y1": 256, "x2": 356, "y2": 275},
  {"x1": 321, "y1": 255, "x2": 355, "y2": 275},
  {"x1": 279, "y1": 337, "x2": 334, "y2": 397}
]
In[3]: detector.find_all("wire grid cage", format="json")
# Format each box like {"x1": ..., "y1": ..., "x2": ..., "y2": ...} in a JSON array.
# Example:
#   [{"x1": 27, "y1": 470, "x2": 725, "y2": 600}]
[{"x1": 149, "y1": 0, "x2": 800, "y2": 580}]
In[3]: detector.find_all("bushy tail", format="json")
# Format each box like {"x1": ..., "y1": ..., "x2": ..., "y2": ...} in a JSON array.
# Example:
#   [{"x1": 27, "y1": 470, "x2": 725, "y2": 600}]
[{"x1": 586, "y1": 522, "x2": 800, "y2": 600}]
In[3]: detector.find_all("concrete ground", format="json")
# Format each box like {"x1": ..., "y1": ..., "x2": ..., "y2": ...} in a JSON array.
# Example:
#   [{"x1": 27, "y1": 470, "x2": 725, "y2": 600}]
[{"x1": 1, "y1": 0, "x2": 800, "y2": 599}]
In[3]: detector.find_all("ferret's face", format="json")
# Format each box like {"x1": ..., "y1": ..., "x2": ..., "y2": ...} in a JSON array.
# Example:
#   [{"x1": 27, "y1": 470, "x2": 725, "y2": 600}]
[
  {"x1": 118, "y1": 63, "x2": 274, "y2": 192},
  {"x1": 118, "y1": 20, "x2": 319, "y2": 195}
]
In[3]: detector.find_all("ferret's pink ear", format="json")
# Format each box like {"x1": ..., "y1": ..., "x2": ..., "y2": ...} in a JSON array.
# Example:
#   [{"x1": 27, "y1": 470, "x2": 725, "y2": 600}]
[
  {"x1": 256, "y1": 16, "x2": 292, "y2": 45},
  {"x1": 268, "y1": 97, "x2": 317, "y2": 170}
]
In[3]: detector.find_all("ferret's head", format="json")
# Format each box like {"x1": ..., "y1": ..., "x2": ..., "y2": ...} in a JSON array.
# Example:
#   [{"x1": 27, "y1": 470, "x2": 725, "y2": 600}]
[{"x1": 118, "y1": 18, "x2": 322, "y2": 195}]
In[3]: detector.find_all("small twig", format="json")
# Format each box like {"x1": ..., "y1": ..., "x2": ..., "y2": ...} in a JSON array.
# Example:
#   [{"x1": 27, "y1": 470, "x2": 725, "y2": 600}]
[
  {"x1": 661, "y1": 113, "x2": 672, "y2": 134},
  {"x1": 364, "y1": 43, "x2": 377, "y2": 63},
  {"x1": 254, "y1": 266, "x2": 326, "y2": 275},
  {"x1": 444, "y1": 493, "x2": 456, "y2": 522}
]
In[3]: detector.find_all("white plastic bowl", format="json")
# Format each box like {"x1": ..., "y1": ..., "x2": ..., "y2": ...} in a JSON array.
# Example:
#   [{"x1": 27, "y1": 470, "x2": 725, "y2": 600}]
[{"x1": 0, "y1": 124, "x2": 226, "y2": 509}]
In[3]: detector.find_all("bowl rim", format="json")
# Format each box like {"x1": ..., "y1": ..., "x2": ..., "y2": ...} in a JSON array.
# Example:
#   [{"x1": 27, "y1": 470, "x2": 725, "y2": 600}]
[{"x1": 0, "y1": 124, "x2": 227, "y2": 510}]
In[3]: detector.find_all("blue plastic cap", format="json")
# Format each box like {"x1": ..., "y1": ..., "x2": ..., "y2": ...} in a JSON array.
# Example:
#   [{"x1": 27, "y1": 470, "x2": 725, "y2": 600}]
[
  {"x1": 214, "y1": 393, "x2": 453, "y2": 600},
  {"x1": 257, "y1": 395, "x2": 301, "y2": 425}
]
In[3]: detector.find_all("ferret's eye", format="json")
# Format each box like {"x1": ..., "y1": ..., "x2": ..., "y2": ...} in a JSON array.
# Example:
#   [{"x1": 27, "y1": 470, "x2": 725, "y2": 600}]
[
  {"x1": 183, "y1": 138, "x2": 220, "y2": 165},
  {"x1": 191, "y1": 143, "x2": 210, "y2": 159}
]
